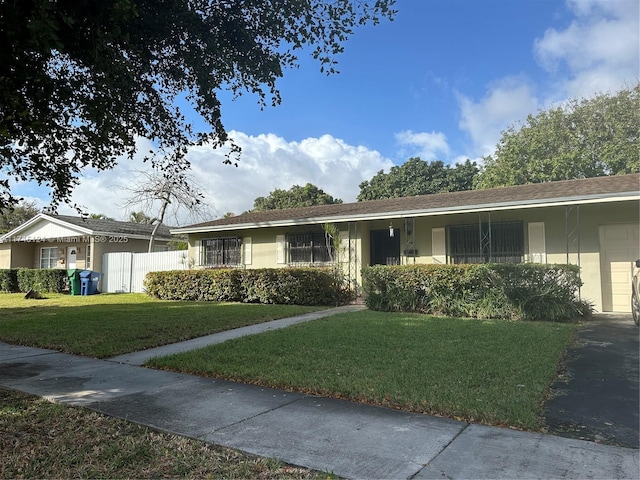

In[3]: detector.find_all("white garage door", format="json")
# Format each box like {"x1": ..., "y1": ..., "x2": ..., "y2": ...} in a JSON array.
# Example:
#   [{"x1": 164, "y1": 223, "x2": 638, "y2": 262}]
[{"x1": 599, "y1": 224, "x2": 640, "y2": 312}]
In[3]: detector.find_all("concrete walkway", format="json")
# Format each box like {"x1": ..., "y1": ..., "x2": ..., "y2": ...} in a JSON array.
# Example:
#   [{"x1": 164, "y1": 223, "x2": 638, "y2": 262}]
[
  {"x1": 110, "y1": 304, "x2": 366, "y2": 366},
  {"x1": 1, "y1": 306, "x2": 638, "y2": 479}
]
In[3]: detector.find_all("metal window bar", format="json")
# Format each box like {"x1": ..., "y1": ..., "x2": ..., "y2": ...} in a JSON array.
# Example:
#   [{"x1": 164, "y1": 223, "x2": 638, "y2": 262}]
[
  {"x1": 403, "y1": 217, "x2": 416, "y2": 264},
  {"x1": 203, "y1": 238, "x2": 242, "y2": 266},
  {"x1": 491, "y1": 222, "x2": 524, "y2": 263},
  {"x1": 450, "y1": 221, "x2": 523, "y2": 264},
  {"x1": 313, "y1": 232, "x2": 332, "y2": 263},
  {"x1": 287, "y1": 232, "x2": 334, "y2": 263},
  {"x1": 288, "y1": 233, "x2": 312, "y2": 263},
  {"x1": 479, "y1": 212, "x2": 492, "y2": 262}
]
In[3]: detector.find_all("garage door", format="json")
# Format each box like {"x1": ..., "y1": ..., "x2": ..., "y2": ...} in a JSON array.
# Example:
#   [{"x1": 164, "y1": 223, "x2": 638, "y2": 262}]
[{"x1": 599, "y1": 224, "x2": 640, "y2": 312}]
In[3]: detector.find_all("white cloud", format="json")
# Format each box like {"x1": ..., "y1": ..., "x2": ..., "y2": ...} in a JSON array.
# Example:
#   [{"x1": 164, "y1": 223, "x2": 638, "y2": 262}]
[
  {"x1": 456, "y1": 79, "x2": 539, "y2": 157},
  {"x1": 534, "y1": 0, "x2": 639, "y2": 98},
  {"x1": 454, "y1": 0, "x2": 638, "y2": 161},
  {"x1": 61, "y1": 132, "x2": 393, "y2": 224},
  {"x1": 394, "y1": 130, "x2": 450, "y2": 161}
]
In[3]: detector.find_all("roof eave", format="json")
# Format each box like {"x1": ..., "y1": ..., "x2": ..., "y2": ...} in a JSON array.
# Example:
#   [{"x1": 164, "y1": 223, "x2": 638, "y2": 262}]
[
  {"x1": 172, "y1": 191, "x2": 639, "y2": 235},
  {"x1": 0, "y1": 213, "x2": 94, "y2": 242},
  {"x1": 91, "y1": 231, "x2": 173, "y2": 242}
]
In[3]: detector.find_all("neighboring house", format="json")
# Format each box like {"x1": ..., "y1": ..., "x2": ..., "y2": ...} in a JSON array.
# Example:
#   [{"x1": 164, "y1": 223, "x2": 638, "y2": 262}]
[
  {"x1": 0, "y1": 214, "x2": 173, "y2": 274},
  {"x1": 172, "y1": 174, "x2": 640, "y2": 314}
]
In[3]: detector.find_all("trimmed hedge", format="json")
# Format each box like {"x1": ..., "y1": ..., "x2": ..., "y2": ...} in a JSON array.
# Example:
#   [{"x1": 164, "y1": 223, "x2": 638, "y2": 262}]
[
  {"x1": 0, "y1": 268, "x2": 68, "y2": 293},
  {"x1": 144, "y1": 268, "x2": 349, "y2": 306},
  {"x1": 0, "y1": 269, "x2": 19, "y2": 292},
  {"x1": 362, "y1": 263, "x2": 586, "y2": 322}
]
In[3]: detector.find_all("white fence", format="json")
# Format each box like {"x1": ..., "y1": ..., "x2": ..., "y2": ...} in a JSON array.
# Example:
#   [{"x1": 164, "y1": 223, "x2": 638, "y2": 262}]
[{"x1": 102, "y1": 250, "x2": 188, "y2": 293}]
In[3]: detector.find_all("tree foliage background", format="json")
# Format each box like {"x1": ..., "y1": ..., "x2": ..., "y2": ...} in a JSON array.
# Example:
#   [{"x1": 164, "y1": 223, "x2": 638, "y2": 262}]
[
  {"x1": 252, "y1": 183, "x2": 342, "y2": 211},
  {"x1": 478, "y1": 83, "x2": 639, "y2": 188},
  {"x1": 357, "y1": 158, "x2": 479, "y2": 201},
  {"x1": 0, "y1": 0, "x2": 396, "y2": 211},
  {"x1": 0, "y1": 201, "x2": 40, "y2": 234}
]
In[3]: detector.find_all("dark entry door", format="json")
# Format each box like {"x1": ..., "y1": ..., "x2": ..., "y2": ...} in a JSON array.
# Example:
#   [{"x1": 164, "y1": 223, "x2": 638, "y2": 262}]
[{"x1": 370, "y1": 229, "x2": 400, "y2": 265}]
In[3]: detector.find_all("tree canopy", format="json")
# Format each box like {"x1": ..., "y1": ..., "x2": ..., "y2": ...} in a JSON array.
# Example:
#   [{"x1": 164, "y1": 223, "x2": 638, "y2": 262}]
[
  {"x1": 0, "y1": 0, "x2": 396, "y2": 211},
  {"x1": 129, "y1": 211, "x2": 157, "y2": 225},
  {"x1": 357, "y1": 158, "x2": 479, "y2": 201},
  {"x1": 88, "y1": 213, "x2": 114, "y2": 220},
  {"x1": 252, "y1": 183, "x2": 343, "y2": 211},
  {"x1": 478, "y1": 84, "x2": 640, "y2": 188},
  {"x1": 0, "y1": 200, "x2": 40, "y2": 234}
]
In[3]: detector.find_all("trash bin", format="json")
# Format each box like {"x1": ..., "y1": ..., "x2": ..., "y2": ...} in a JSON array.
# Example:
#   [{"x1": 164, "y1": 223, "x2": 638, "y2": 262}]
[
  {"x1": 67, "y1": 269, "x2": 82, "y2": 296},
  {"x1": 89, "y1": 271, "x2": 103, "y2": 294},
  {"x1": 80, "y1": 270, "x2": 103, "y2": 295}
]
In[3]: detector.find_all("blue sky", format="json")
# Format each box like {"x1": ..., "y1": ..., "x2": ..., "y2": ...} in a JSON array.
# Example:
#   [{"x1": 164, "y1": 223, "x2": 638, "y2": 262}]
[
  {"x1": 215, "y1": 0, "x2": 561, "y2": 161},
  {"x1": 14, "y1": 0, "x2": 640, "y2": 223}
]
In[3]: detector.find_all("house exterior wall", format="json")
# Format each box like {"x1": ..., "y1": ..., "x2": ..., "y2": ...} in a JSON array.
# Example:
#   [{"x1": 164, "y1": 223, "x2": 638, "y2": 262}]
[
  {"x1": 0, "y1": 243, "x2": 11, "y2": 269},
  {"x1": 1, "y1": 237, "x2": 168, "y2": 273},
  {"x1": 29, "y1": 241, "x2": 90, "y2": 270},
  {"x1": 397, "y1": 201, "x2": 638, "y2": 312},
  {"x1": 186, "y1": 199, "x2": 638, "y2": 313},
  {"x1": 0, "y1": 242, "x2": 36, "y2": 269}
]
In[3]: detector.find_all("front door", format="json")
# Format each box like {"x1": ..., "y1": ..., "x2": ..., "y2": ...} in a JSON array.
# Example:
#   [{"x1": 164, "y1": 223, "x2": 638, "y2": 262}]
[
  {"x1": 67, "y1": 247, "x2": 77, "y2": 269},
  {"x1": 370, "y1": 229, "x2": 400, "y2": 265}
]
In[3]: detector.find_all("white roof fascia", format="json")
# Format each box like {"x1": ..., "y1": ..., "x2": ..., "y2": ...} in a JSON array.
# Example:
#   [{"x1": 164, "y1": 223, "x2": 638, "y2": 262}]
[
  {"x1": 0, "y1": 213, "x2": 93, "y2": 242},
  {"x1": 91, "y1": 231, "x2": 169, "y2": 241},
  {"x1": 171, "y1": 191, "x2": 639, "y2": 235}
]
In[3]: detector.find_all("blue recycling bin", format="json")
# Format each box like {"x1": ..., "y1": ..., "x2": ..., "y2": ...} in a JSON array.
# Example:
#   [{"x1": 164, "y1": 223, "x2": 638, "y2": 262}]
[{"x1": 80, "y1": 270, "x2": 102, "y2": 295}]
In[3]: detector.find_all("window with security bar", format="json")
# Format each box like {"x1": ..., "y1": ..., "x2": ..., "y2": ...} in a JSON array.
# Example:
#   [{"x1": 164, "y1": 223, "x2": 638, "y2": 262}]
[
  {"x1": 202, "y1": 237, "x2": 242, "y2": 266},
  {"x1": 449, "y1": 221, "x2": 524, "y2": 264},
  {"x1": 286, "y1": 232, "x2": 333, "y2": 264}
]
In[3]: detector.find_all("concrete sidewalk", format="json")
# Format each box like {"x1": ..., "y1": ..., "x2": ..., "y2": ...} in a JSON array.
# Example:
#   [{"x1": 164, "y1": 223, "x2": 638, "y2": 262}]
[{"x1": 1, "y1": 307, "x2": 638, "y2": 479}]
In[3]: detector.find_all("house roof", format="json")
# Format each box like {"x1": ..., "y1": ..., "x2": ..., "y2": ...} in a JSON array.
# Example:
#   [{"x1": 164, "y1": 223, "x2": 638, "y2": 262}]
[
  {"x1": 53, "y1": 215, "x2": 173, "y2": 239},
  {"x1": 1, "y1": 214, "x2": 173, "y2": 242},
  {"x1": 172, "y1": 174, "x2": 640, "y2": 234}
]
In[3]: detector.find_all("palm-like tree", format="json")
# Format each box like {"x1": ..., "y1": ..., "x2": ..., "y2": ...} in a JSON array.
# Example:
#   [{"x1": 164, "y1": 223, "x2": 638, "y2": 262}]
[{"x1": 129, "y1": 211, "x2": 157, "y2": 224}]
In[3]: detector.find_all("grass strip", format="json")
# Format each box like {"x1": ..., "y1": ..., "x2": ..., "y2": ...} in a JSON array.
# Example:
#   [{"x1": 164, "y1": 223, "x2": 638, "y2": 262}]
[
  {"x1": 148, "y1": 310, "x2": 577, "y2": 430},
  {"x1": 0, "y1": 387, "x2": 333, "y2": 479},
  {"x1": 0, "y1": 293, "x2": 324, "y2": 357}
]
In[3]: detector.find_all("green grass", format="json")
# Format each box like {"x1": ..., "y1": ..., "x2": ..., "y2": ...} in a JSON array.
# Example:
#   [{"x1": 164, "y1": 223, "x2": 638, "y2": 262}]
[
  {"x1": 0, "y1": 387, "x2": 333, "y2": 479},
  {"x1": 0, "y1": 292, "x2": 578, "y2": 430},
  {"x1": 0, "y1": 293, "x2": 324, "y2": 358},
  {"x1": 147, "y1": 310, "x2": 577, "y2": 430}
]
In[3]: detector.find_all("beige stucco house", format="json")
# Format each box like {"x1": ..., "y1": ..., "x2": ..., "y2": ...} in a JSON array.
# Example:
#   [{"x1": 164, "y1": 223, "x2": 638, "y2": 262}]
[
  {"x1": 173, "y1": 174, "x2": 640, "y2": 314},
  {"x1": 0, "y1": 214, "x2": 173, "y2": 274}
]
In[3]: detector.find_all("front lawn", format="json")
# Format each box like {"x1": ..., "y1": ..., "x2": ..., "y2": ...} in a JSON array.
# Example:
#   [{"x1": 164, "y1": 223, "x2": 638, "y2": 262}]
[
  {"x1": 0, "y1": 292, "x2": 578, "y2": 431},
  {"x1": 0, "y1": 293, "x2": 324, "y2": 357},
  {"x1": 148, "y1": 311, "x2": 577, "y2": 431}
]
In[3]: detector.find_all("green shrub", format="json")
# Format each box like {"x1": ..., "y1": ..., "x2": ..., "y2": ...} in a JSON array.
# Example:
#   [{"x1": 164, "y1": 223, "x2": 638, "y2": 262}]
[
  {"x1": 0, "y1": 269, "x2": 19, "y2": 292},
  {"x1": 362, "y1": 263, "x2": 584, "y2": 322},
  {"x1": 16, "y1": 268, "x2": 67, "y2": 293},
  {"x1": 144, "y1": 268, "x2": 348, "y2": 306}
]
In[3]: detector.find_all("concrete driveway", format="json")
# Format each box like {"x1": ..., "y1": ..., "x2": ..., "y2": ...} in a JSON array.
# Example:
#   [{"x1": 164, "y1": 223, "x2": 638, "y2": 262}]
[{"x1": 543, "y1": 313, "x2": 639, "y2": 449}]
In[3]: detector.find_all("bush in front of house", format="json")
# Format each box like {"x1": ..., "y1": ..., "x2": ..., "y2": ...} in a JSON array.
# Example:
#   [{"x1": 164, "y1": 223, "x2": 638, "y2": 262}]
[
  {"x1": 15, "y1": 268, "x2": 67, "y2": 293},
  {"x1": 0, "y1": 269, "x2": 19, "y2": 292},
  {"x1": 143, "y1": 269, "x2": 244, "y2": 302},
  {"x1": 362, "y1": 263, "x2": 585, "y2": 322},
  {"x1": 144, "y1": 268, "x2": 348, "y2": 306}
]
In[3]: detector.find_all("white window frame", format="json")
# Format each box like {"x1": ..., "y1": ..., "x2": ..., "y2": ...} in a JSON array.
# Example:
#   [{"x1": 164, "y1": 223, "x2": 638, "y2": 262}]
[
  {"x1": 85, "y1": 244, "x2": 91, "y2": 268},
  {"x1": 40, "y1": 247, "x2": 58, "y2": 269}
]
